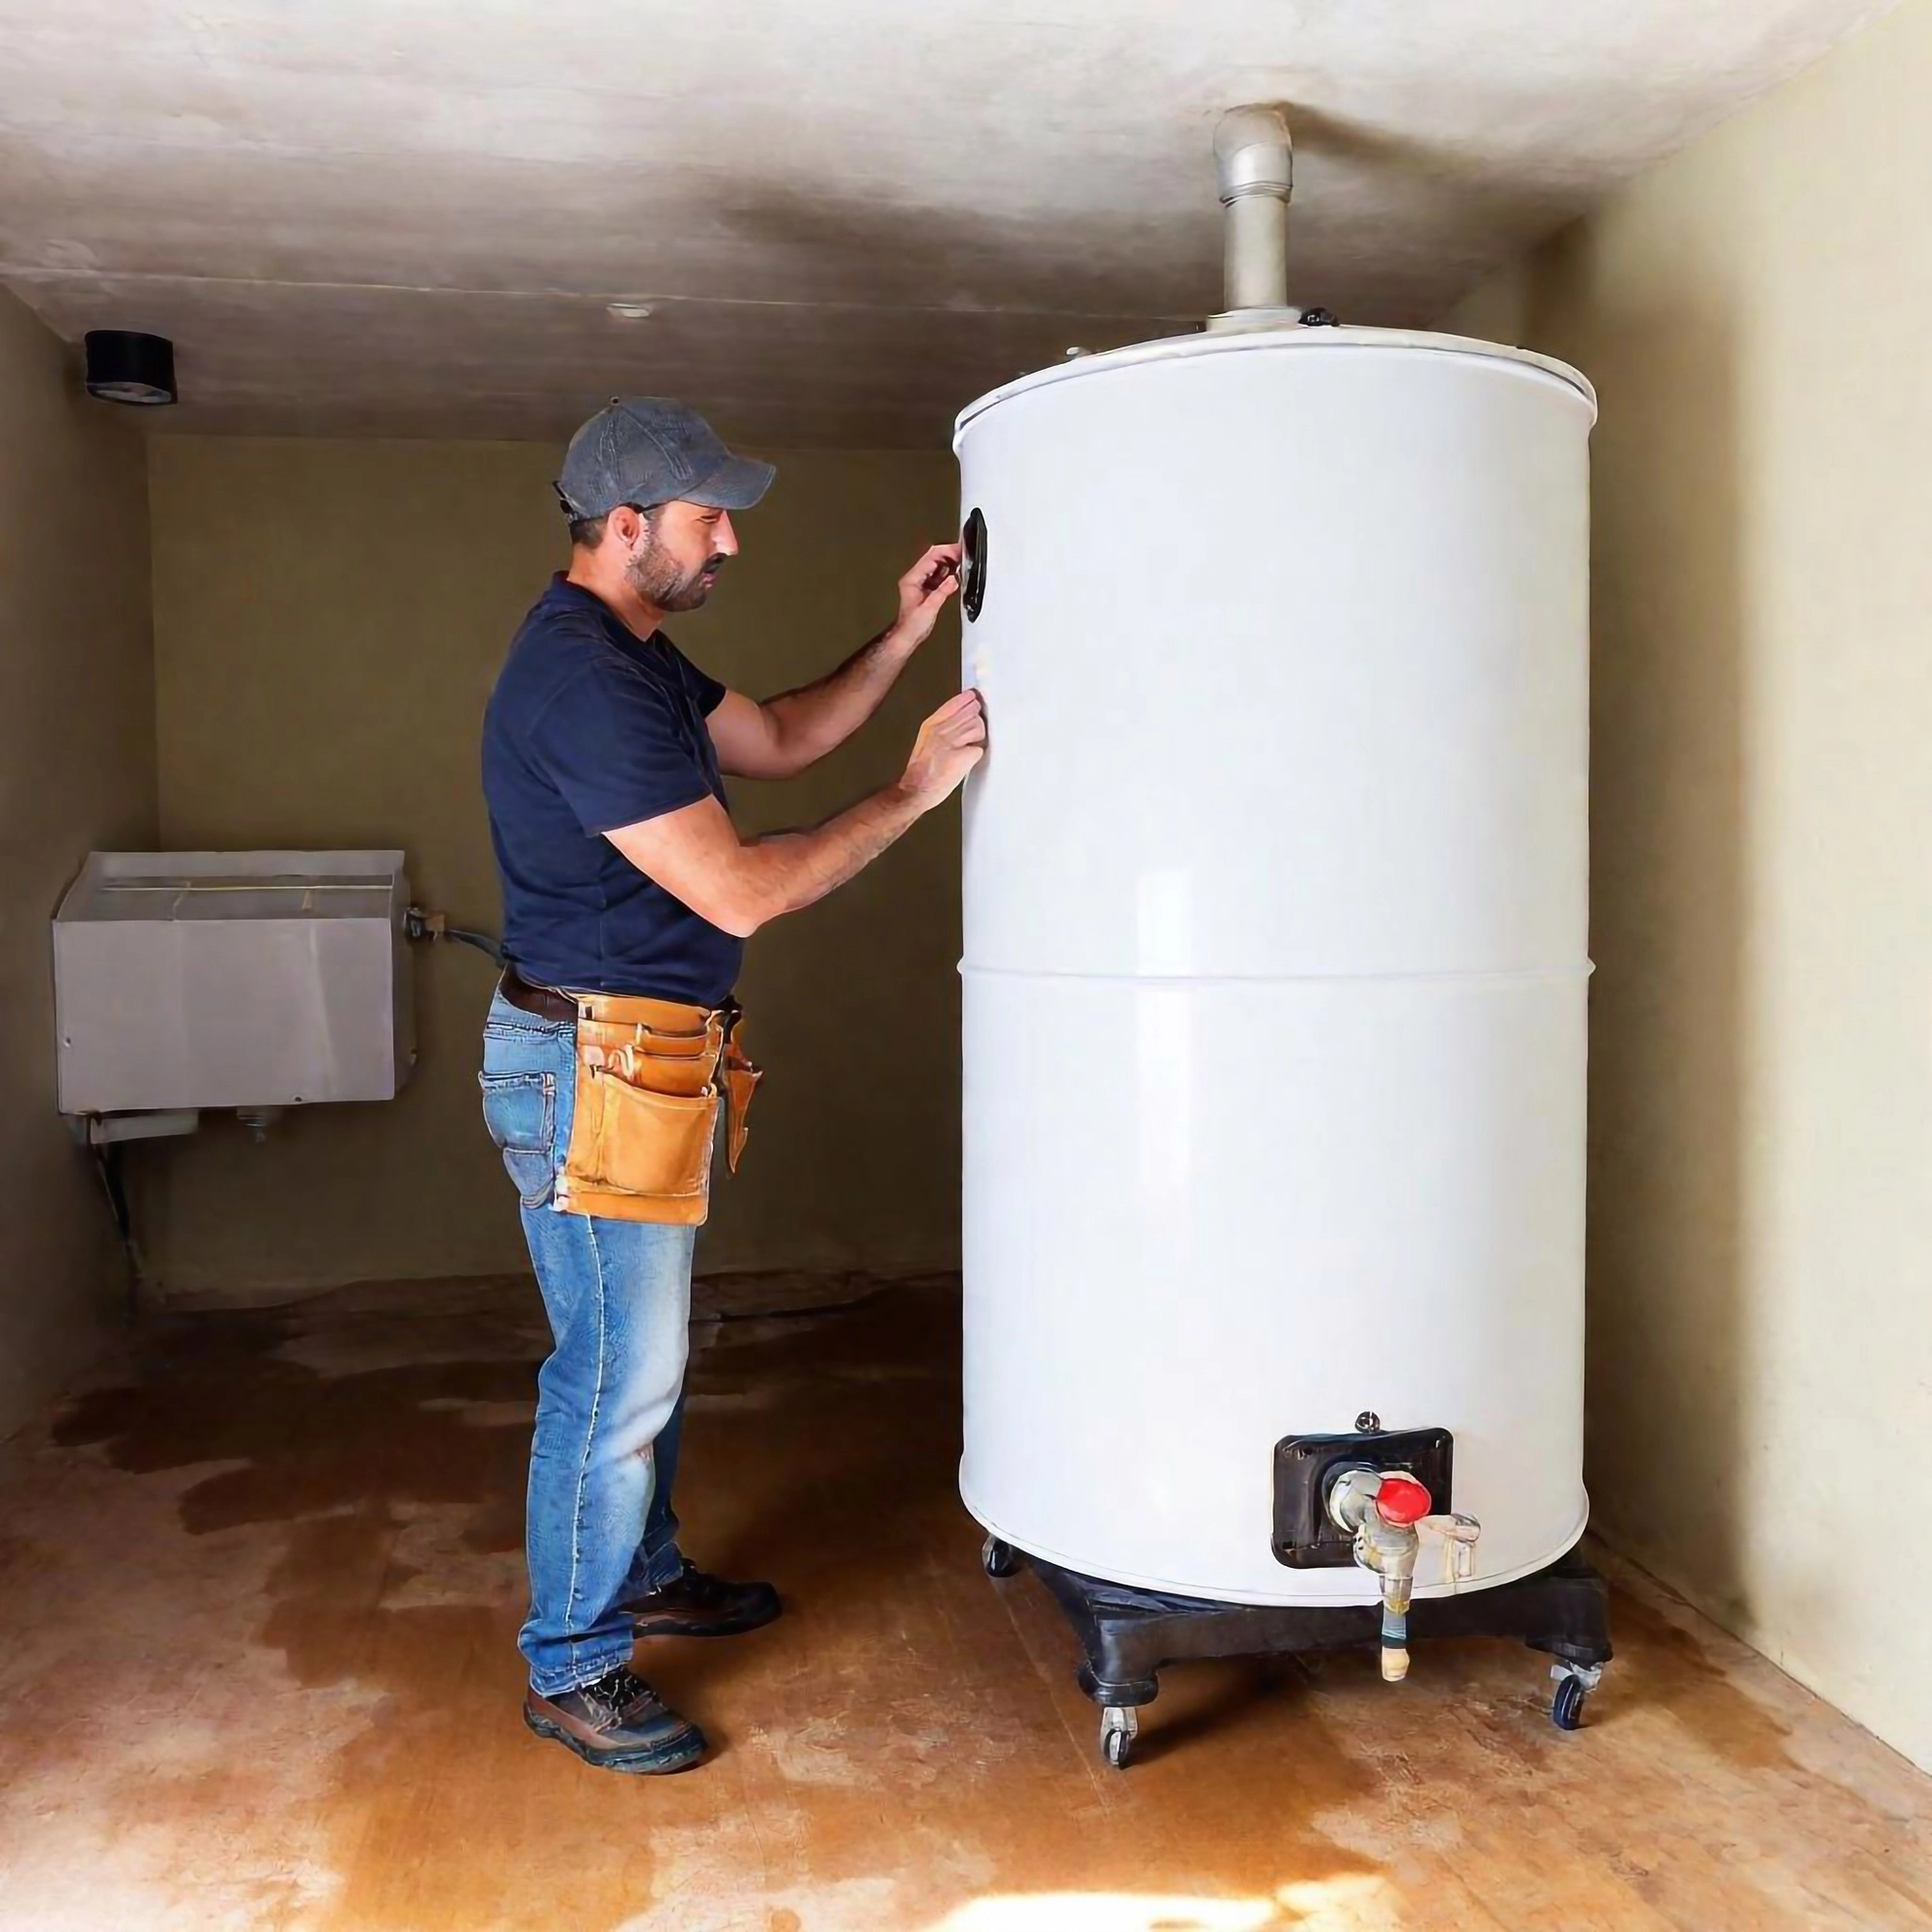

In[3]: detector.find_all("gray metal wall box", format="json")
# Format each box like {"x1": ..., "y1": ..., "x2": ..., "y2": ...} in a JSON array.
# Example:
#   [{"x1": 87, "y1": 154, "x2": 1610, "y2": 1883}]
[{"x1": 53, "y1": 851, "x2": 415, "y2": 1115}]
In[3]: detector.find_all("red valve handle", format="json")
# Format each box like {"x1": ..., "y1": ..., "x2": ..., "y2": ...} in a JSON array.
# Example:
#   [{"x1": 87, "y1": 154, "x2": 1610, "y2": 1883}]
[{"x1": 1375, "y1": 1474, "x2": 1433, "y2": 1526}]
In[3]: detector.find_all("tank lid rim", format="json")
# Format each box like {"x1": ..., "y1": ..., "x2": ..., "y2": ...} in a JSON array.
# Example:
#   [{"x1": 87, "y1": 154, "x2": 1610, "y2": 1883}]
[{"x1": 953, "y1": 326, "x2": 1597, "y2": 442}]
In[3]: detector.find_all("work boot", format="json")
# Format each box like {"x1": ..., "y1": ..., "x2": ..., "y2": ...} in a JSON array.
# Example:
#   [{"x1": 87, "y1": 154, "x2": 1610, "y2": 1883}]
[
  {"x1": 524, "y1": 1665, "x2": 706, "y2": 1775},
  {"x1": 626, "y1": 1558, "x2": 782, "y2": 1638}
]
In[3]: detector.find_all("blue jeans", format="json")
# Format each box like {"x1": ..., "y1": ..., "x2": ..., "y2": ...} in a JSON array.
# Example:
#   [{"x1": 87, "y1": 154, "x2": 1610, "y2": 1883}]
[{"x1": 479, "y1": 990, "x2": 693, "y2": 1696}]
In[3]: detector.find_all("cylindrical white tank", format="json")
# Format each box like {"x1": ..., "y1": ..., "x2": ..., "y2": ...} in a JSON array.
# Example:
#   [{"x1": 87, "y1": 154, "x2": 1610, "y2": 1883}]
[{"x1": 956, "y1": 327, "x2": 1595, "y2": 1605}]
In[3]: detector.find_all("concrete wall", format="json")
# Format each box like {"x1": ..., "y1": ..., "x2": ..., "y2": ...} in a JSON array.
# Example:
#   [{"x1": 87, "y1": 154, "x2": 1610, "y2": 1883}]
[
  {"x1": 1443, "y1": 0, "x2": 1932, "y2": 1767},
  {"x1": 143, "y1": 438, "x2": 963, "y2": 1298},
  {"x1": 0, "y1": 292, "x2": 156, "y2": 1435}
]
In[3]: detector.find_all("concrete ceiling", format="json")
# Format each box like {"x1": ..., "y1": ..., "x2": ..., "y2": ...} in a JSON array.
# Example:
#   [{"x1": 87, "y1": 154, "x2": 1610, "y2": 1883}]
[{"x1": 0, "y1": 0, "x2": 1895, "y2": 448}]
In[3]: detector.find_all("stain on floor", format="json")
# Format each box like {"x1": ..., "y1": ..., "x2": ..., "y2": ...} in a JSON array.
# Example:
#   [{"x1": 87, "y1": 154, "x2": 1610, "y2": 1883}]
[{"x1": 0, "y1": 1272, "x2": 1929, "y2": 1931}]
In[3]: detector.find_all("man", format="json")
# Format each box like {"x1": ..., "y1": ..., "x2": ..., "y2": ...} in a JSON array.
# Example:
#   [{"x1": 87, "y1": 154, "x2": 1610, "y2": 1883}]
[{"x1": 479, "y1": 398, "x2": 983, "y2": 1775}]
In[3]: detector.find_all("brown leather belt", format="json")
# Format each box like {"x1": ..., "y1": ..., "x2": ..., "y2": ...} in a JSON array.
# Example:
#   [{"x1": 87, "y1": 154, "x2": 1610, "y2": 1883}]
[
  {"x1": 498, "y1": 964, "x2": 733, "y2": 1036},
  {"x1": 498, "y1": 964, "x2": 581, "y2": 1025}
]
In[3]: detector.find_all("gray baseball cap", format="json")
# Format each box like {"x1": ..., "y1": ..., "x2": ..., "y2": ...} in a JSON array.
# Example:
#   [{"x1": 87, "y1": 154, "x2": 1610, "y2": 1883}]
[{"x1": 554, "y1": 397, "x2": 776, "y2": 519}]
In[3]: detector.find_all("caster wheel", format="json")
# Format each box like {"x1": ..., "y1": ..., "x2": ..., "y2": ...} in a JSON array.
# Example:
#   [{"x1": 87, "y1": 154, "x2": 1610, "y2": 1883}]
[
  {"x1": 981, "y1": 1536, "x2": 1020, "y2": 1579},
  {"x1": 1551, "y1": 1673, "x2": 1588, "y2": 1731},
  {"x1": 1099, "y1": 1705, "x2": 1139, "y2": 1770}
]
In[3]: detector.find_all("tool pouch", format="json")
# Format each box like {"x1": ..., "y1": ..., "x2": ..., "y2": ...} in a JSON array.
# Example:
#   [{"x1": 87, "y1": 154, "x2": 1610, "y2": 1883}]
[
  {"x1": 556, "y1": 995, "x2": 761, "y2": 1226},
  {"x1": 720, "y1": 1038, "x2": 764, "y2": 1177}
]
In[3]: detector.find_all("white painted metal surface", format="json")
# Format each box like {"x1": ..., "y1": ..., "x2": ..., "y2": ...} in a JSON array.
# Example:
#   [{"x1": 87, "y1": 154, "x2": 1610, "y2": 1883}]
[
  {"x1": 955, "y1": 327, "x2": 1595, "y2": 1604},
  {"x1": 54, "y1": 851, "x2": 415, "y2": 1116}
]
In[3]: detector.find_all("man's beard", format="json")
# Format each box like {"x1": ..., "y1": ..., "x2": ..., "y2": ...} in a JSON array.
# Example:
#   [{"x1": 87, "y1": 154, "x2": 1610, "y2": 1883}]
[{"x1": 626, "y1": 538, "x2": 726, "y2": 612}]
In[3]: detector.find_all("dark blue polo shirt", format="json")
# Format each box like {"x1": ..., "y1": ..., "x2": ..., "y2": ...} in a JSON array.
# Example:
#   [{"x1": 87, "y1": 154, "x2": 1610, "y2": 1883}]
[{"x1": 482, "y1": 575, "x2": 742, "y2": 1004}]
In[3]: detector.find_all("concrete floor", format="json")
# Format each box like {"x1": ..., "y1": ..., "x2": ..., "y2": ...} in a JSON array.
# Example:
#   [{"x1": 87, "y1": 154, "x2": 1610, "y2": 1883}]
[{"x1": 1, "y1": 1275, "x2": 1929, "y2": 1932}]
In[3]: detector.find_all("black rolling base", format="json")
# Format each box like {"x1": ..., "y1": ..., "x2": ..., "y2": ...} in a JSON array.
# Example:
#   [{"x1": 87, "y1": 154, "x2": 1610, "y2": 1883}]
[{"x1": 980, "y1": 1535, "x2": 1612, "y2": 1768}]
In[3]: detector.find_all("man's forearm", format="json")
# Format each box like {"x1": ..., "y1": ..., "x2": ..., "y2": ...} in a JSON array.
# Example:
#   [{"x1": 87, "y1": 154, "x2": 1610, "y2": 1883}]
[
  {"x1": 730, "y1": 781, "x2": 924, "y2": 931},
  {"x1": 607, "y1": 687, "x2": 980, "y2": 934},
  {"x1": 761, "y1": 628, "x2": 918, "y2": 771}
]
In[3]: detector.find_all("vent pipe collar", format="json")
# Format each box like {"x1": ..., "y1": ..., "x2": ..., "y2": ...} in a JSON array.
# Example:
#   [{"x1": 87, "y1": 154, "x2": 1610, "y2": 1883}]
[{"x1": 1214, "y1": 105, "x2": 1294, "y2": 202}]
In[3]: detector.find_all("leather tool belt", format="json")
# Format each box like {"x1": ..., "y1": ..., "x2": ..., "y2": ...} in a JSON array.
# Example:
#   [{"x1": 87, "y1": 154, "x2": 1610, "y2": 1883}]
[{"x1": 500, "y1": 966, "x2": 763, "y2": 1226}]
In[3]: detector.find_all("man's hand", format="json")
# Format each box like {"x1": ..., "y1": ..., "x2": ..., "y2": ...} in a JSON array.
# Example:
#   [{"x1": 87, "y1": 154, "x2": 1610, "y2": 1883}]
[
  {"x1": 888, "y1": 543, "x2": 964, "y2": 652},
  {"x1": 896, "y1": 690, "x2": 986, "y2": 810}
]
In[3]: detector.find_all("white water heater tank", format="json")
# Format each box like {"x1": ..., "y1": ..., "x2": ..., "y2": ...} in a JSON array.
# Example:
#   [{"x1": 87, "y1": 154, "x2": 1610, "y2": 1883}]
[{"x1": 956, "y1": 327, "x2": 1595, "y2": 1605}]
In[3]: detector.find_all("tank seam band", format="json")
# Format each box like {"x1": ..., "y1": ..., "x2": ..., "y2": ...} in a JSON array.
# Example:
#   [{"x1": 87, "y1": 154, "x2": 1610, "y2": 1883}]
[{"x1": 957, "y1": 963, "x2": 1595, "y2": 988}]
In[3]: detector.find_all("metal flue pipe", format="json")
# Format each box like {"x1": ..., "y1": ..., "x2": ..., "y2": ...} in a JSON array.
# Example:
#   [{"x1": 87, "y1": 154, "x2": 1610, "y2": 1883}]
[{"x1": 1213, "y1": 105, "x2": 1294, "y2": 316}]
